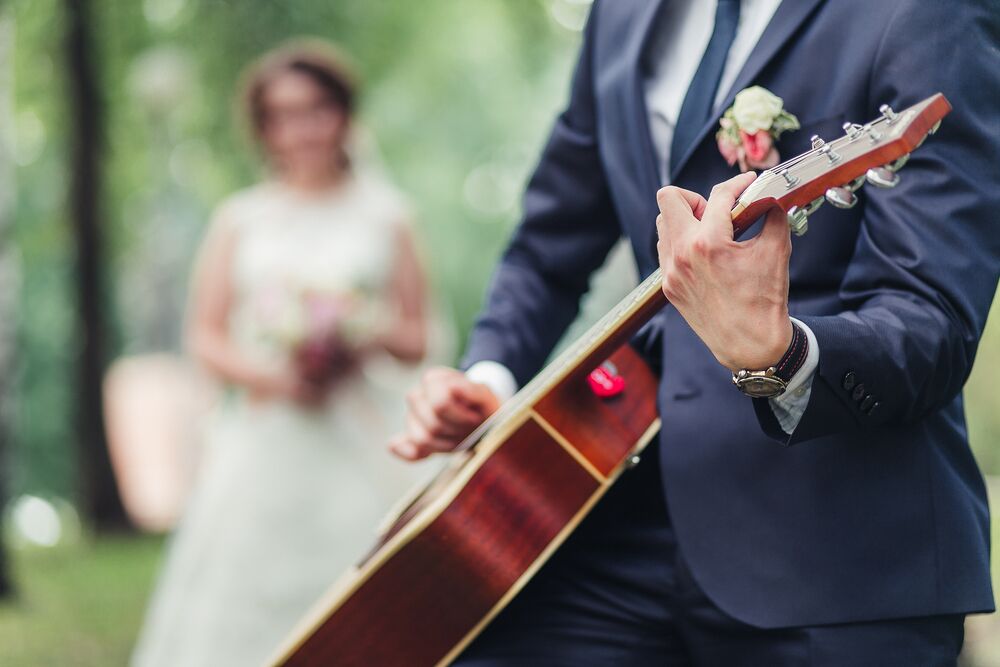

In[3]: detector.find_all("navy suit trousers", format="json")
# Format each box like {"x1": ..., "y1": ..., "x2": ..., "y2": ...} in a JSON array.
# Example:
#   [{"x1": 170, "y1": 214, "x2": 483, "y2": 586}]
[{"x1": 454, "y1": 442, "x2": 965, "y2": 667}]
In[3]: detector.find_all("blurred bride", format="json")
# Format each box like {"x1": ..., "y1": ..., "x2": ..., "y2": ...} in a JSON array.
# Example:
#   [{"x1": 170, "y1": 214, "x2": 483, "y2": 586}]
[{"x1": 132, "y1": 41, "x2": 437, "y2": 667}]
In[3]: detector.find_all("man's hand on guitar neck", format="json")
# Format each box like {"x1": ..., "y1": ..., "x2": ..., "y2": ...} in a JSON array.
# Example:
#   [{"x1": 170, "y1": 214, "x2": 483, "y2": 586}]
[
  {"x1": 389, "y1": 367, "x2": 501, "y2": 461},
  {"x1": 656, "y1": 171, "x2": 794, "y2": 373}
]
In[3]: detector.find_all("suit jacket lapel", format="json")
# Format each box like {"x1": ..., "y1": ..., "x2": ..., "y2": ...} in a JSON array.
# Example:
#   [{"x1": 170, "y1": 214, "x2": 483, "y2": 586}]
[
  {"x1": 669, "y1": 0, "x2": 827, "y2": 180},
  {"x1": 625, "y1": 0, "x2": 671, "y2": 201}
]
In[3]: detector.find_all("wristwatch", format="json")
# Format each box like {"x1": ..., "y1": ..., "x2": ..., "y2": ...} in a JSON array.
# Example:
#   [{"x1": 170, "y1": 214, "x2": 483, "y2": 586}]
[{"x1": 732, "y1": 322, "x2": 809, "y2": 399}]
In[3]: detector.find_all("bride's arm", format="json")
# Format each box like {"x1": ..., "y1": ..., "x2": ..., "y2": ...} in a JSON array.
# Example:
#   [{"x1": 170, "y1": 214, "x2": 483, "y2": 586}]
[
  {"x1": 186, "y1": 211, "x2": 304, "y2": 399},
  {"x1": 373, "y1": 223, "x2": 428, "y2": 364}
]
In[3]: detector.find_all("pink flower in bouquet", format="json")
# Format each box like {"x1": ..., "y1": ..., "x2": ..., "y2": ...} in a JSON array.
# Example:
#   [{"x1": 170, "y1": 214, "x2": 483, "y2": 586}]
[
  {"x1": 304, "y1": 293, "x2": 348, "y2": 338},
  {"x1": 739, "y1": 129, "x2": 780, "y2": 170}
]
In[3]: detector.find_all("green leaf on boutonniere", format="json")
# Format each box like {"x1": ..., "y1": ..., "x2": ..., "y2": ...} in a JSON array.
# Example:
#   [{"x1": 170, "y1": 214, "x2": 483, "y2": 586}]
[{"x1": 770, "y1": 110, "x2": 801, "y2": 138}]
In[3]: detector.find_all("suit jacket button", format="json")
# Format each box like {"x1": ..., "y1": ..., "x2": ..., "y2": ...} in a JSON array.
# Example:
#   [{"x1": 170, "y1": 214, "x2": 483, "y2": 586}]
[
  {"x1": 842, "y1": 372, "x2": 857, "y2": 391},
  {"x1": 852, "y1": 384, "x2": 866, "y2": 401},
  {"x1": 860, "y1": 395, "x2": 876, "y2": 412},
  {"x1": 866, "y1": 401, "x2": 880, "y2": 417}
]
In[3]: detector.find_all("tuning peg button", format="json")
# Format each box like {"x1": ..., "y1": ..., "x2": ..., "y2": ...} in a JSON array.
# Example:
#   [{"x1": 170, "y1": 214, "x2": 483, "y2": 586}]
[
  {"x1": 779, "y1": 168, "x2": 799, "y2": 189},
  {"x1": 887, "y1": 153, "x2": 909, "y2": 172},
  {"x1": 803, "y1": 196, "x2": 825, "y2": 215},
  {"x1": 866, "y1": 166, "x2": 900, "y2": 188},
  {"x1": 787, "y1": 206, "x2": 809, "y2": 236},
  {"x1": 825, "y1": 186, "x2": 858, "y2": 209},
  {"x1": 843, "y1": 122, "x2": 863, "y2": 138},
  {"x1": 819, "y1": 144, "x2": 841, "y2": 163}
]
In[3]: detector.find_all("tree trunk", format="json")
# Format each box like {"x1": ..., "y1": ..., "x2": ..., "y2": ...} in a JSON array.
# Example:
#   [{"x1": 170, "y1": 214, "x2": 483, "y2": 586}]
[{"x1": 63, "y1": 0, "x2": 129, "y2": 530}]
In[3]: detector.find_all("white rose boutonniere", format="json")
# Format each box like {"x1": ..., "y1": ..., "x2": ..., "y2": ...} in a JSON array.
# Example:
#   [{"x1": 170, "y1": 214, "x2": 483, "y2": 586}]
[{"x1": 716, "y1": 86, "x2": 800, "y2": 171}]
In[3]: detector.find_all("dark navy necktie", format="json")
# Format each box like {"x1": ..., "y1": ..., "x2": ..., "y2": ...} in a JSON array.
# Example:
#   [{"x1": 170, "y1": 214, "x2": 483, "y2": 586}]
[{"x1": 668, "y1": 0, "x2": 741, "y2": 176}]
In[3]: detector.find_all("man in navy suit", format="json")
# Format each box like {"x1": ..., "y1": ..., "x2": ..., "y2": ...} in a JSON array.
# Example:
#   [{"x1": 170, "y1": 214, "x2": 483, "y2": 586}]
[{"x1": 391, "y1": 0, "x2": 999, "y2": 663}]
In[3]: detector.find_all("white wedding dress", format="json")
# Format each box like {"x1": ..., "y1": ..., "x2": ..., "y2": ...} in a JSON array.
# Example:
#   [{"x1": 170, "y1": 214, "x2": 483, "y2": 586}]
[{"x1": 132, "y1": 176, "x2": 437, "y2": 667}]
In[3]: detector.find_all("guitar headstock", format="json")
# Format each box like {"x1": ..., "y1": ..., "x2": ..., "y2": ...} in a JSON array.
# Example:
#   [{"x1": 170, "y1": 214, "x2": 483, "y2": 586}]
[{"x1": 731, "y1": 93, "x2": 952, "y2": 236}]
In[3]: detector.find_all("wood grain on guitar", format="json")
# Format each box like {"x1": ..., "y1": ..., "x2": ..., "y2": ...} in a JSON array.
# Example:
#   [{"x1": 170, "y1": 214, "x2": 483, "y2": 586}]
[{"x1": 269, "y1": 93, "x2": 951, "y2": 667}]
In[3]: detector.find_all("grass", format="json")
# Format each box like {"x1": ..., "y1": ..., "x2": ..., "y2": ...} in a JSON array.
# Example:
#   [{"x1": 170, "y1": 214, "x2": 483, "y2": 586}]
[{"x1": 0, "y1": 534, "x2": 164, "y2": 667}]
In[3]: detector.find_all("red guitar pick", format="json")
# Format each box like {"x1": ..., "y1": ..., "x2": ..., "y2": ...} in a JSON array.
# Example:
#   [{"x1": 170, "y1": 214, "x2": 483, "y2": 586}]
[{"x1": 588, "y1": 361, "x2": 626, "y2": 398}]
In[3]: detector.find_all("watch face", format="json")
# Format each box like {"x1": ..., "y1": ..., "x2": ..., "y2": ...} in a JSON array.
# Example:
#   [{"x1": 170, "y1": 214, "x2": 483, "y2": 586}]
[{"x1": 735, "y1": 375, "x2": 787, "y2": 398}]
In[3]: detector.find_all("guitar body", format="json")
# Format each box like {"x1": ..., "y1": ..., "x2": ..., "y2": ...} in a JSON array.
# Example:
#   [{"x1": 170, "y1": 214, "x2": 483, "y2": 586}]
[
  {"x1": 270, "y1": 94, "x2": 950, "y2": 667},
  {"x1": 272, "y1": 342, "x2": 660, "y2": 667}
]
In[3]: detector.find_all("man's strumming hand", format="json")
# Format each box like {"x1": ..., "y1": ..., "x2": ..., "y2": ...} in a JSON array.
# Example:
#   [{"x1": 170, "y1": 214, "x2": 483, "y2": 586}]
[{"x1": 389, "y1": 367, "x2": 501, "y2": 461}]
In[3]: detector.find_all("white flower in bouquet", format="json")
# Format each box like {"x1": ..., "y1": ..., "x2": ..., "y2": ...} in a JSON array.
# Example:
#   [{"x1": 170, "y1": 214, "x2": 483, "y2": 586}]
[{"x1": 253, "y1": 282, "x2": 309, "y2": 347}]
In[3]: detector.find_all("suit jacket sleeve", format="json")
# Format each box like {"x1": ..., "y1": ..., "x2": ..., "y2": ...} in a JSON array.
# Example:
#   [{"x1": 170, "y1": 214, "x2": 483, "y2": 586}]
[
  {"x1": 460, "y1": 3, "x2": 622, "y2": 387},
  {"x1": 756, "y1": 0, "x2": 1000, "y2": 445}
]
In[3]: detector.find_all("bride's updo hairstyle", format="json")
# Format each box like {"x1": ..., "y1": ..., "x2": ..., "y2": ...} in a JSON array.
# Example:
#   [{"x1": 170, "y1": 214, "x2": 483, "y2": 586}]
[{"x1": 239, "y1": 39, "x2": 358, "y2": 165}]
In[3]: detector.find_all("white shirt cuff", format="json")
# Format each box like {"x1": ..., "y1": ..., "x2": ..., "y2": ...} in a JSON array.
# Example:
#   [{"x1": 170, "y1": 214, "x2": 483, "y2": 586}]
[
  {"x1": 769, "y1": 317, "x2": 820, "y2": 435},
  {"x1": 465, "y1": 360, "x2": 518, "y2": 403}
]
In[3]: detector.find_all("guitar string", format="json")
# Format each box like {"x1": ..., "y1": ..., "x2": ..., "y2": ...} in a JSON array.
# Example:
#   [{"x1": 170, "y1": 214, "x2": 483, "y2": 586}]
[{"x1": 761, "y1": 114, "x2": 895, "y2": 178}]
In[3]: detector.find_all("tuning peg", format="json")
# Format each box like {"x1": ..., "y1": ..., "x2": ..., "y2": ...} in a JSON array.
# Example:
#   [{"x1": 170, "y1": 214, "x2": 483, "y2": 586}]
[
  {"x1": 866, "y1": 166, "x2": 899, "y2": 188},
  {"x1": 863, "y1": 123, "x2": 883, "y2": 142},
  {"x1": 915, "y1": 120, "x2": 942, "y2": 150},
  {"x1": 787, "y1": 206, "x2": 809, "y2": 236},
  {"x1": 810, "y1": 135, "x2": 825, "y2": 149},
  {"x1": 879, "y1": 104, "x2": 898, "y2": 123},
  {"x1": 818, "y1": 143, "x2": 840, "y2": 163},
  {"x1": 825, "y1": 186, "x2": 858, "y2": 209},
  {"x1": 803, "y1": 196, "x2": 824, "y2": 215},
  {"x1": 779, "y1": 168, "x2": 799, "y2": 188},
  {"x1": 842, "y1": 122, "x2": 863, "y2": 138},
  {"x1": 887, "y1": 153, "x2": 909, "y2": 172}
]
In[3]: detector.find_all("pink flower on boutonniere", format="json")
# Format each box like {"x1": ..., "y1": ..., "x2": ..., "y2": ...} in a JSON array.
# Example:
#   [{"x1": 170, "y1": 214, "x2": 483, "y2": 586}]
[
  {"x1": 716, "y1": 86, "x2": 799, "y2": 172},
  {"x1": 716, "y1": 118, "x2": 741, "y2": 166}
]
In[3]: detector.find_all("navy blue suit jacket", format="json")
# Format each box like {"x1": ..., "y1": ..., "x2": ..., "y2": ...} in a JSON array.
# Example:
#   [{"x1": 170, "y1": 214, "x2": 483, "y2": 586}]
[{"x1": 462, "y1": 0, "x2": 999, "y2": 627}]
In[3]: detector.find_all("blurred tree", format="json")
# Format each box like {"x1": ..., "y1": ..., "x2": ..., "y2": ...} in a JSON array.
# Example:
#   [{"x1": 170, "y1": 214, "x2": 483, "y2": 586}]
[
  {"x1": 63, "y1": 0, "x2": 127, "y2": 529},
  {"x1": 0, "y1": 10, "x2": 15, "y2": 595}
]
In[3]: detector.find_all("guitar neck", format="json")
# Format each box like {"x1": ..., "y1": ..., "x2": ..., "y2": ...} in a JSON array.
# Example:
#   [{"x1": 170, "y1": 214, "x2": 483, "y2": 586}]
[
  {"x1": 456, "y1": 204, "x2": 765, "y2": 452},
  {"x1": 553, "y1": 266, "x2": 666, "y2": 382},
  {"x1": 562, "y1": 195, "x2": 778, "y2": 374},
  {"x1": 462, "y1": 92, "x2": 953, "y2": 451},
  {"x1": 522, "y1": 202, "x2": 761, "y2": 392}
]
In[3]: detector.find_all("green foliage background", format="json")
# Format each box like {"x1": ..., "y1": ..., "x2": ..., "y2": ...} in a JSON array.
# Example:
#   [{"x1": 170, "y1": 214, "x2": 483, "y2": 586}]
[
  {"x1": 6, "y1": 0, "x2": 585, "y2": 502},
  {"x1": 5, "y1": 0, "x2": 999, "y2": 508}
]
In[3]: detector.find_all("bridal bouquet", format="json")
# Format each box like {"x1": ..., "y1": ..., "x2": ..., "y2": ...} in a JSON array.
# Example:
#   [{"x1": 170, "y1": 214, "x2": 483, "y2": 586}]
[{"x1": 255, "y1": 284, "x2": 382, "y2": 388}]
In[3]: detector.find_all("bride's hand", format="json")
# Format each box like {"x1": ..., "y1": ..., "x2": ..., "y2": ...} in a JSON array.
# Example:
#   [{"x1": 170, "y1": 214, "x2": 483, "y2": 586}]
[{"x1": 250, "y1": 364, "x2": 328, "y2": 407}]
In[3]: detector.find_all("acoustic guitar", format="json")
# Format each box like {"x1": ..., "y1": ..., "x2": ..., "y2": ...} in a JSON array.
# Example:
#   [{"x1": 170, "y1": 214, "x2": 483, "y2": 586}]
[{"x1": 270, "y1": 93, "x2": 951, "y2": 667}]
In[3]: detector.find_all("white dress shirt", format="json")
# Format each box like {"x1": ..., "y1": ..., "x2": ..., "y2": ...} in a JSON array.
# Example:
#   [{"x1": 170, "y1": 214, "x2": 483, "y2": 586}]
[
  {"x1": 469, "y1": 0, "x2": 818, "y2": 435},
  {"x1": 644, "y1": 0, "x2": 783, "y2": 182}
]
